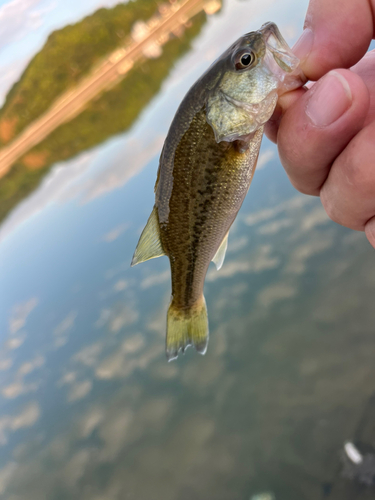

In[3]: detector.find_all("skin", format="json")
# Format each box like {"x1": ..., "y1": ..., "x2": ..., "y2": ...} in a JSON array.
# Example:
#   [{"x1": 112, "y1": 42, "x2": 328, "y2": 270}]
[
  {"x1": 158, "y1": 110, "x2": 262, "y2": 312},
  {"x1": 265, "y1": 0, "x2": 375, "y2": 246}
]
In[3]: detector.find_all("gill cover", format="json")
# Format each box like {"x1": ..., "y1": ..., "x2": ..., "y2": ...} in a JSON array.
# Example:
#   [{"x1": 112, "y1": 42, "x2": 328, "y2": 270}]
[{"x1": 206, "y1": 22, "x2": 306, "y2": 144}]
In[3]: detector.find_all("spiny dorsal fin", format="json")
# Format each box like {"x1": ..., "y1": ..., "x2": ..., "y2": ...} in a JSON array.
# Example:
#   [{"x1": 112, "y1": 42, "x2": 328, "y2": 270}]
[
  {"x1": 212, "y1": 232, "x2": 229, "y2": 270},
  {"x1": 131, "y1": 207, "x2": 165, "y2": 266}
]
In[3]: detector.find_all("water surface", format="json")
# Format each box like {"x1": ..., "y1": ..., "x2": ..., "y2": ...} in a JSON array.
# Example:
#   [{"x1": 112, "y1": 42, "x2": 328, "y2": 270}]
[{"x1": 1, "y1": 0, "x2": 375, "y2": 499}]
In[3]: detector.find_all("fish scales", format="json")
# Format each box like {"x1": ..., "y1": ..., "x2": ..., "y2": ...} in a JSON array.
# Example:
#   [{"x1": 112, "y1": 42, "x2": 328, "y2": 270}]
[
  {"x1": 132, "y1": 22, "x2": 306, "y2": 360},
  {"x1": 158, "y1": 108, "x2": 263, "y2": 311}
]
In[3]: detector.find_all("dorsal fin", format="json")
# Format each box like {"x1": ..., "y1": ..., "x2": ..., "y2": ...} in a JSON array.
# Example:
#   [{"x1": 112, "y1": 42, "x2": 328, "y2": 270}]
[
  {"x1": 131, "y1": 207, "x2": 165, "y2": 266},
  {"x1": 212, "y1": 232, "x2": 229, "y2": 270}
]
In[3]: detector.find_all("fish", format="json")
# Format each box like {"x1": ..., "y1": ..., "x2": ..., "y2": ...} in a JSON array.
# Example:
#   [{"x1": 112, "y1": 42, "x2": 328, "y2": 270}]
[{"x1": 132, "y1": 22, "x2": 306, "y2": 361}]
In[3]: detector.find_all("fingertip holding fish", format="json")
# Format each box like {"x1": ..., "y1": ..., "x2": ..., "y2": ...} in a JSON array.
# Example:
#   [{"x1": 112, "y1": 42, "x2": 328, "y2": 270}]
[{"x1": 132, "y1": 23, "x2": 305, "y2": 361}]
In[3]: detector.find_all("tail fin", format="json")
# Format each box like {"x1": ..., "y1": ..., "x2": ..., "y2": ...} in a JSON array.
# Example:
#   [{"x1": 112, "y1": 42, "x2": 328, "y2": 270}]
[{"x1": 166, "y1": 296, "x2": 209, "y2": 361}]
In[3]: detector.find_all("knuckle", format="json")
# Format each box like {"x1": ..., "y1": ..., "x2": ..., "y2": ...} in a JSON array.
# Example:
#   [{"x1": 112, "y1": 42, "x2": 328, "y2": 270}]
[
  {"x1": 342, "y1": 140, "x2": 375, "y2": 197},
  {"x1": 290, "y1": 177, "x2": 320, "y2": 196},
  {"x1": 320, "y1": 188, "x2": 343, "y2": 226}
]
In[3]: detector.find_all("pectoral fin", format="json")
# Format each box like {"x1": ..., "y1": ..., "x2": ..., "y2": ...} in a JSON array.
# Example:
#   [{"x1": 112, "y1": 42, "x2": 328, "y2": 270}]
[
  {"x1": 212, "y1": 232, "x2": 229, "y2": 270},
  {"x1": 131, "y1": 207, "x2": 165, "y2": 266}
]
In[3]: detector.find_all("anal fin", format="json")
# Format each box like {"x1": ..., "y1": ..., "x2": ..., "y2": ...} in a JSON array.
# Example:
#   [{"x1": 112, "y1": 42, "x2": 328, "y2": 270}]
[
  {"x1": 212, "y1": 232, "x2": 229, "y2": 270},
  {"x1": 131, "y1": 207, "x2": 165, "y2": 266}
]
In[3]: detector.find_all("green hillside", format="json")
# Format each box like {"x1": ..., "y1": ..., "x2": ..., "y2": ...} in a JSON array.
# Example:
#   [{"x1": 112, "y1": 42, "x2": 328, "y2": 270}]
[
  {"x1": 0, "y1": 11, "x2": 207, "y2": 224},
  {"x1": 0, "y1": 0, "x2": 160, "y2": 144}
]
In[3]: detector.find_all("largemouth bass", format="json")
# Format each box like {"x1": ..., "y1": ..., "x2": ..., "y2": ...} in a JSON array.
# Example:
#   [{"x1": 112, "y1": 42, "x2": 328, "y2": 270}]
[{"x1": 132, "y1": 22, "x2": 306, "y2": 361}]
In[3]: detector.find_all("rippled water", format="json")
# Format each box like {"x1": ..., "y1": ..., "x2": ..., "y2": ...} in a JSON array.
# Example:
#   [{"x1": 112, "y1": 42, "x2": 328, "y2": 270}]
[{"x1": 1, "y1": 0, "x2": 375, "y2": 499}]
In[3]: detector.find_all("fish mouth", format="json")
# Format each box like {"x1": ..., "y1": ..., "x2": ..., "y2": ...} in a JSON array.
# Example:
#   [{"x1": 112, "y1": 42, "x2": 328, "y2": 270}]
[{"x1": 259, "y1": 22, "x2": 307, "y2": 93}]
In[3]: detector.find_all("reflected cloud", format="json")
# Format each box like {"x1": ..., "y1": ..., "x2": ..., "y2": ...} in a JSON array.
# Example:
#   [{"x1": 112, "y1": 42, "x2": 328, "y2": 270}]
[
  {"x1": 110, "y1": 307, "x2": 138, "y2": 334},
  {"x1": 113, "y1": 279, "x2": 128, "y2": 292},
  {"x1": 53, "y1": 311, "x2": 77, "y2": 348},
  {"x1": 0, "y1": 359, "x2": 12, "y2": 371},
  {"x1": 140, "y1": 269, "x2": 169, "y2": 289},
  {"x1": 207, "y1": 245, "x2": 279, "y2": 281},
  {"x1": 145, "y1": 292, "x2": 170, "y2": 338},
  {"x1": 132, "y1": 414, "x2": 216, "y2": 498},
  {"x1": 95, "y1": 304, "x2": 139, "y2": 333},
  {"x1": 151, "y1": 362, "x2": 178, "y2": 380},
  {"x1": 58, "y1": 371, "x2": 78, "y2": 386},
  {"x1": 58, "y1": 369, "x2": 92, "y2": 403},
  {"x1": 0, "y1": 462, "x2": 18, "y2": 495},
  {"x1": 67, "y1": 380, "x2": 93, "y2": 402},
  {"x1": 83, "y1": 135, "x2": 164, "y2": 203},
  {"x1": 98, "y1": 409, "x2": 134, "y2": 461},
  {"x1": 79, "y1": 407, "x2": 105, "y2": 438},
  {"x1": 0, "y1": 152, "x2": 95, "y2": 243},
  {"x1": 343, "y1": 231, "x2": 365, "y2": 246},
  {"x1": 17, "y1": 356, "x2": 44, "y2": 376},
  {"x1": 244, "y1": 195, "x2": 312, "y2": 226},
  {"x1": 8, "y1": 297, "x2": 38, "y2": 335},
  {"x1": 63, "y1": 449, "x2": 93, "y2": 488},
  {"x1": 95, "y1": 333, "x2": 157, "y2": 380},
  {"x1": 284, "y1": 235, "x2": 334, "y2": 275},
  {"x1": 53, "y1": 311, "x2": 77, "y2": 336},
  {"x1": 0, "y1": 402, "x2": 40, "y2": 445},
  {"x1": 90, "y1": 482, "x2": 122, "y2": 500},
  {"x1": 1, "y1": 381, "x2": 37, "y2": 399},
  {"x1": 256, "y1": 148, "x2": 275, "y2": 170},
  {"x1": 0, "y1": 0, "x2": 51, "y2": 50},
  {"x1": 5, "y1": 334, "x2": 26, "y2": 350},
  {"x1": 257, "y1": 218, "x2": 292, "y2": 236},
  {"x1": 102, "y1": 223, "x2": 128, "y2": 243},
  {"x1": 245, "y1": 207, "x2": 280, "y2": 227},
  {"x1": 104, "y1": 261, "x2": 130, "y2": 280},
  {"x1": 1, "y1": 355, "x2": 44, "y2": 399},
  {"x1": 182, "y1": 356, "x2": 224, "y2": 393},
  {"x1": 300, "y1": 205, "x2": 330, "y2": 231},
  {"x1": 73, "y1": 342, "x2": 104, "y2": 368},
  {"x1": 227, "y1": 236, "x2": 248, "y2": 253},
  {"x1": 96, "y1": 396, "x2": 173, "y2": 463},
  {"x1": 257, "y1": 282, "x2": 298, "y2": 308}
]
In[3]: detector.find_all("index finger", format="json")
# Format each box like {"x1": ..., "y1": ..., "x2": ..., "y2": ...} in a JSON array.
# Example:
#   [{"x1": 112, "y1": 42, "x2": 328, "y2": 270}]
[{"x1": 293, "y1": 0, "x2": 375, "y2": 81}]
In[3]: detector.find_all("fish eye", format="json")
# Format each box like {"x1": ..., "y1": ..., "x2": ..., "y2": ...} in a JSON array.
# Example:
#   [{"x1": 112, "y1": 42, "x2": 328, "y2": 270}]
[{"x1": 235, "y1": 50, "x2": 255, "y2": 70}]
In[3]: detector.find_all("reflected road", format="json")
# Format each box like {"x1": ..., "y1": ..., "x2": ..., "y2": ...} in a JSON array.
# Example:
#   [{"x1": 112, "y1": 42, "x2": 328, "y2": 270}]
[{"x1": 0, "y1": 0, "x2": 212, "y2": 177}]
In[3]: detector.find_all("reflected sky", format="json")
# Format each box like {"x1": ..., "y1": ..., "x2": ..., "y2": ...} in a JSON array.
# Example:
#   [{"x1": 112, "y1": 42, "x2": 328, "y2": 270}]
[
  {"x1": 1, "y1": 0, "x2": 375, "y2": 499},
  {"x1": 0, "y1": 0, "x2": 137, "y2": 104}
]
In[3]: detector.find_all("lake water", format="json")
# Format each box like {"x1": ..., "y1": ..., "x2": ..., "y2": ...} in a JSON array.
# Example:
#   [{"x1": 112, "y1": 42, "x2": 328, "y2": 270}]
[{"x1": 1, "y1": 0, "x2": 375, "y2": 499}]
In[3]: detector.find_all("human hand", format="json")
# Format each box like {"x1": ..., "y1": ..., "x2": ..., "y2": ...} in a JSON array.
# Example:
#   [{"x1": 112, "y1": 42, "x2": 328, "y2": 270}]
[{"x1": 265, "y1": 0, "x2": 375, "y2": 247}]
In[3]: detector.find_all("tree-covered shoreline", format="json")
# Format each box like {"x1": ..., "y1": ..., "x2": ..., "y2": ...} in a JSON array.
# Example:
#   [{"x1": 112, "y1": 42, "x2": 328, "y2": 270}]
[
  {"x1": 0, "y1": 0, "x2": 161, "y2": 144},
  {"x1": 0, "y1": 8, "x2": 207, "y2": 224}
]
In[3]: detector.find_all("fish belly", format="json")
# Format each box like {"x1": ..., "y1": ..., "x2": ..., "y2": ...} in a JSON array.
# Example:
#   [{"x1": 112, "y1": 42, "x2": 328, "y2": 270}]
[
  {"x1": 159, "y1": 109, "x2": 262, "y2": 307},
  {"x1": 156, "y1": 109, "x2": 262, "y2": 358}
]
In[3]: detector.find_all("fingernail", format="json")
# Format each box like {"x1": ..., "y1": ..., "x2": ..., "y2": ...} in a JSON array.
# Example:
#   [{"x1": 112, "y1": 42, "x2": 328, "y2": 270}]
[
  {"x1": 306, "y1": 71, "x2": 352, "y2": 127},
  {"x1": 292, "y1": 28, "x2": 314, "y2": 62}
]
